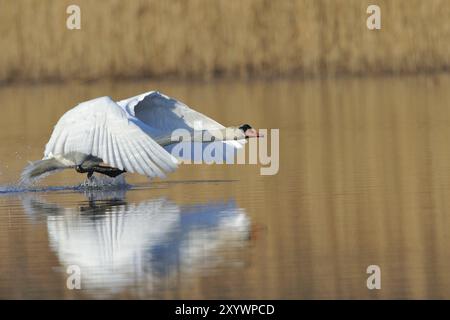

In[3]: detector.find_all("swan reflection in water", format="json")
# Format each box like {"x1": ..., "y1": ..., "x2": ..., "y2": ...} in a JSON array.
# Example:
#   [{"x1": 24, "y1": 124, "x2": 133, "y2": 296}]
[{"x1": 21, "y1": 189, "x2": 251, "y2": 296}]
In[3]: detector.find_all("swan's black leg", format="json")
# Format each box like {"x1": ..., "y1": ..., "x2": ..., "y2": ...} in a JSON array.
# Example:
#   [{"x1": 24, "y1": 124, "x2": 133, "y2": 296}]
[
  {"x1": 91, "y1": 165, "x2": 126, "y2": 178},
  {"x1": 76, "y1": 164, "x2": 125, "y2": 178}
]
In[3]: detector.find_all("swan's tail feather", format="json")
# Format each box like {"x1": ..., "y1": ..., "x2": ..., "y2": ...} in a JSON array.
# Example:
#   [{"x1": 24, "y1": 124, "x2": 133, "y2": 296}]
[{"x1": 20, "y1": 158, "x2": 68, "y2": 185}]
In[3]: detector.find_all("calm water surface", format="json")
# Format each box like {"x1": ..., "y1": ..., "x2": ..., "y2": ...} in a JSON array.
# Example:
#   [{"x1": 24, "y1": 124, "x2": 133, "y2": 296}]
[{"x1": 1, "y1": 75, "x2": 450, "y2": 299}]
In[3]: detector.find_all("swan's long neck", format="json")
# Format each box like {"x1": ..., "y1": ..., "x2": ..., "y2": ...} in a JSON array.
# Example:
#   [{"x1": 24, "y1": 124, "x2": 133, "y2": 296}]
[{"x1": 156, "y1": 127, "x2": 243, "y2": 147}]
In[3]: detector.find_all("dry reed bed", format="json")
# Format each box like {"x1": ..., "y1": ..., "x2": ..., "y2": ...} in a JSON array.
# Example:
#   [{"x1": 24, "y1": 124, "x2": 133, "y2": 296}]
[{"x1": 0, "y1": 0, "x2": 449, "y2": 82}]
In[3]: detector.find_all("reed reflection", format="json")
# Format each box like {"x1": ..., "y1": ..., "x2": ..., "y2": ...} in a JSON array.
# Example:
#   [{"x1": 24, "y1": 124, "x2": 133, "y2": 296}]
[{"x1": 21, "y1": 189, "x2": 251, "y2": 296}]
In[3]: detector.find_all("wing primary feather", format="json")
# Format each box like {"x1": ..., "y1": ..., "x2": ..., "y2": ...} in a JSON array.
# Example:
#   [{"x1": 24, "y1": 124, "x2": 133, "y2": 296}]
[
  {"x1": 116, "y1": 135, "x2": 133, "y2": 172},
  {"x1": 120, "y1": 135, "x2": 139, "y2": 174},
  {"x1": 87, "y1": 126, "x2": 95, "y2": 157},
  {"x1": 135, "y1": 139, "x2": 165, "y2": 178},
  {"x1": 131, "y1": 136, "x2": 152, "y2": 177},
  {"x1": 111, "y1": 134, "x2": 124, "y2": 170},
  {"x1": 91, "y1": 125, "x2": 99, "y2": 157},
  {"x1": 60, "y1": 131, "x2": 70, "y2": 155},
  {"x1": 127, "y1": 137, "x2": 148, "y2": 175},
  {"x1": 96, "y1": 118, "x2": 103, "y2": 158},
  {"x1": 142, "y1": 139, "x2": 174, "y2": 174},
  {"x1": 100, "y1": 123, "x2": 107, "y2": 163},
  {"x1": 54, "y1": 130, "x2": 68, "y2": 155},
  {"x1": 107, "y1": 131, "x2": 118, "y2": 170},
  {"x1": 130, "y1": 138, "x2": 157, "y2": 177}
]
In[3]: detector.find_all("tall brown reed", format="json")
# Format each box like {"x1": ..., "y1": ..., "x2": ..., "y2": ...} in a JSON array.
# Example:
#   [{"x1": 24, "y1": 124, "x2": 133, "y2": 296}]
[{"x1": 0, "y1": 0, "x2": 449, "y2": 82}]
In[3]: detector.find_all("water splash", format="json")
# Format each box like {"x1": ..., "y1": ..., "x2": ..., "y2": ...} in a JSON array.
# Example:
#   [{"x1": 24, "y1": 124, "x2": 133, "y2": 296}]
[
  {"x1": 0, "y1": 183, "x2": 74, "y2": 194},
  {"x1": 1, "y1": 174, "x2": 130, "y2": 195},
  {"x1": 78, "y1": 175, "x2": 129, "y2": 190}
]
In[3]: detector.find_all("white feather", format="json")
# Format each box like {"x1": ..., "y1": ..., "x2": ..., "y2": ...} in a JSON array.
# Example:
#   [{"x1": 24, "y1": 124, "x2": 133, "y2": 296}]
[
  {"x1": 117, "y1": 91, "x2": 245, "y2": 149},
  {"x1": 44, "y1": 96, "x2": 177, "y2": 178}
]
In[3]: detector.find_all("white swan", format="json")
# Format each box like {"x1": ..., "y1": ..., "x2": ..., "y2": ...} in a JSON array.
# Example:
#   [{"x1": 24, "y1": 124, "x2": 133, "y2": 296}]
[{"x1": 21, "y1": 91, "x2": 260, "y2": 183}]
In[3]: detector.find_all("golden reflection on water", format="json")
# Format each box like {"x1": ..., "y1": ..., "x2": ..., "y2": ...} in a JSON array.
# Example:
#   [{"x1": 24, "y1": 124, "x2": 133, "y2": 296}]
[{"x1": 1, "y1": 75, "x2": 450, "y2": 299}]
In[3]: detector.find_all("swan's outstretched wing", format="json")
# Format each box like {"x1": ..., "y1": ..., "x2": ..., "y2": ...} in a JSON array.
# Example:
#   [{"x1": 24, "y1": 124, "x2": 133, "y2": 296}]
[
  {"x1": 44, "y1": 96, "x2": 178, "y2": 178},
  {"x1": 118, "y1": 91, "x2": 223, "y2": 132},
  {"x1": 117, "y1": 91, "x2": 244, "y2": 149}
]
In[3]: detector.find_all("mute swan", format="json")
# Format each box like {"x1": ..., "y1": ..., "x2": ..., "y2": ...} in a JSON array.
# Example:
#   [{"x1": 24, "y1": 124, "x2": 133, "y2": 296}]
[{"x1": 21, "y1": 91, "x2": 260, "y2": 183}]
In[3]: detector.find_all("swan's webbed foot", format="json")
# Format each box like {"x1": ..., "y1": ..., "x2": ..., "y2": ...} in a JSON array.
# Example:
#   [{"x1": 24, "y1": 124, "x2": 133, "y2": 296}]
[
  {"x1": 75, "y1": 165, "x2": 94, "y2": 180},
  {"x1": 76, "y1": 164, "x2": 125, "y2": 178},
  {"x1": 91, "y1": 165, "x2": 126, "y2": 178}
]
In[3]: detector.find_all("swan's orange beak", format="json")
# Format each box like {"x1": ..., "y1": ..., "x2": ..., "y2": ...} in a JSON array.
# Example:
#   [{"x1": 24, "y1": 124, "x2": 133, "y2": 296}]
[{"x1": 245, "y1": 128, "x2": 263, "y2": 138}]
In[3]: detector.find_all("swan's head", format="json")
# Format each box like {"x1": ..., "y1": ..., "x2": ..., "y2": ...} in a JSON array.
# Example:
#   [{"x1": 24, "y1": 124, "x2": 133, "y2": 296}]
[{"x1": 239, "y1": 124, "x2": 261, "y2": 138}]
